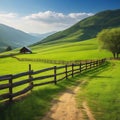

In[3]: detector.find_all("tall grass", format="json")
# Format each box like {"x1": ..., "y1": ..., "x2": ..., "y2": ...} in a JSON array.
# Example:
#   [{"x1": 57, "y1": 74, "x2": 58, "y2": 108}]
[
  {"x1": 0, "y1": 61, "x2": 108, "y2": 120},
  {"x1": 77, "y1": 60, "x2": 120, "y2": 120},
  {"x1": 0, "y1": 68, "x2": 89, "y2": 120},
  {"x1": 0, "y1": 37, "x2": 118, "y2": 120}
]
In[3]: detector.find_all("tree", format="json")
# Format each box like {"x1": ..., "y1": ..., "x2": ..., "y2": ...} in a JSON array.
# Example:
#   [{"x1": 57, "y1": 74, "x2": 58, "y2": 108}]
[
  {"x1": 97, "y1": 27, "x2": 120, "y2": 59},
  {"x1": 5, "y1": 46, "x2": 12, "y2": 51}
]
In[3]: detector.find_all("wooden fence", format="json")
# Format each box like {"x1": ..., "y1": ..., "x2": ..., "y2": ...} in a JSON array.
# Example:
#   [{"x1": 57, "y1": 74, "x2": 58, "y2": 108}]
[
  {"x1": 0, "y1": 59, "x2": 106, "y2": 103},
  {"x1": 12, "y1": 56, "x2": 98, "y2": 65},
  {"x1": 0, "y1": 53, "x2": 19, "y2": 58}
]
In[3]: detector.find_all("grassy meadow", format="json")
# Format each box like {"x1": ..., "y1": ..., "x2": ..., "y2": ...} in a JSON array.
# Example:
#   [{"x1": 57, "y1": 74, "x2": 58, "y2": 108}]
[
  {"x1": 0, "y1": 38, "x2": 108, "y2": 75},
  {"x1": 0, "y1": 38, "x2": 112, "y2": 76},
  {"x1": 0, "y1": 61, "x2": 108, "y2": 120},
  {"x1": 19, "y1": 38, "x2": 112, "y2": 60},
  {"x1": 0, "y1": 37, "x2": 119, "y2": 120},
  {"x1": 77, "y1": 60, "x2": 120, "y2": 120}
]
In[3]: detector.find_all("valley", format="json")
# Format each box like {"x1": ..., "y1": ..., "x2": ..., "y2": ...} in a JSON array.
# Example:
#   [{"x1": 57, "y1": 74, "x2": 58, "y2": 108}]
[{"x1": 0, "y1": 9, "x2": 120, "y2": 120}]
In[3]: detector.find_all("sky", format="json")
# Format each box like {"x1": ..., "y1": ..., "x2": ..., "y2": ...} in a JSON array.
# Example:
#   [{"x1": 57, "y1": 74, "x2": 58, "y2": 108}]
[{"x1": 0, "y1": 0, "x2": 120, "y2": 33}]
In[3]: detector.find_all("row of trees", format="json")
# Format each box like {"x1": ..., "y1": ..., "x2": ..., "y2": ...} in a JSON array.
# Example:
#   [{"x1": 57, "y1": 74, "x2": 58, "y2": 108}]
[{"x1": 97, "y1": 27, "x2": 120, "y2": 59}]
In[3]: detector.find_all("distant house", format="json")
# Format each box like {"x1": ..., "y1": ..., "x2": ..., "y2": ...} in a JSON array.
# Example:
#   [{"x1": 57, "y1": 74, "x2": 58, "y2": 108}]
[{"x1": 20, "y1": 47, "x2": 32, "y2": 54}]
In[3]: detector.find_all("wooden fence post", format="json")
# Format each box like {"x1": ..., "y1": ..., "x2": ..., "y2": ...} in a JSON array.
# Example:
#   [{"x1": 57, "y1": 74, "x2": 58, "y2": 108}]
[
  {"x1": 102, "y1": 59, "x2": 104, "y2": 63},
  {"x1": 9, "y1": 75, "x2": 13, "y2": 102},
  {"x1": 103, "y1": 58, "x2": 105, "y2": 63},
  {"x1": 97, "y1": 60, "x2": 99, "y2": 66},
  {"x1": 29, "y1": 64, "x2": 33, "y2": 90},
  {"x1": 99, "y1": 60, "x2": 101, "y2": 65},
  {"x1": 72, "y1": 64, "x2": 74, "y2": 77},
  {"x1": 54, "y1": 66, "x2": 57, "y2": 85},
  {"x1": 90, "y1": 60, "x2": 92, "y2": 69},
  {"x1": 98, "y1": 59, "x2": 100, "y2": 65},
  {"x1": 100, "y1": 59, "x2": 102, "y2": 65},
  {"x1": 86, "y1": 61, "x2": 87, "y2": 70},
  {"x1": 104, "y1": 58, "x2": 106, "y2": 62},
  {"x1": 98, "y1": 60, "x2": 100, "y2": 65},
  {"x1": 96, "y1": 60, "x2": 98, "y2": 66},
  {"x1": 79, "y1": 62, "x2": 82, "y2": 73},
  {"x1": 95, "y1": 60, "x2": 97, "y2": 67},
  {"x1": 102, "y1": 59, "x2": 103, "y2": 64},
  {"x1": 65, "y1": 65, "x2": 68, "y2": 79}
]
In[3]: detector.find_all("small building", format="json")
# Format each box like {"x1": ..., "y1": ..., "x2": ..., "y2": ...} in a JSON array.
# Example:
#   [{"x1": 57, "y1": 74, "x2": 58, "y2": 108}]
[{"x1": 20, "y1": 47, "x2": 32, "y2": 54}]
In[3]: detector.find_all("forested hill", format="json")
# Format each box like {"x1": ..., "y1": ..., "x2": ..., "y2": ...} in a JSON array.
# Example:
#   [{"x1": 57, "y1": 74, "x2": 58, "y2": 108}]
[
  {"x1": 0, "y1": 24, "x2": 38, "y2": 52},
  {"x1": 37, "y1": 9, "x2": 120, "y2": 44}
]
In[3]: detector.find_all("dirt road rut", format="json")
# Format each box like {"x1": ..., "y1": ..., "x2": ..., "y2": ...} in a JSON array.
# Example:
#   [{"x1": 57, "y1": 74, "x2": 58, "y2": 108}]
[{"x1": 42, "y1": 81, "x2": 95, "y2": 120}]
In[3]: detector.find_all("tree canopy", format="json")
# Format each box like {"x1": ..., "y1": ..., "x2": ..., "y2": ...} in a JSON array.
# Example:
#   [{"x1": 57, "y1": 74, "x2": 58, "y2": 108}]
[
  {"x1": 97, "y1": 27, "x2": 120, "y2": 58},
  {"x1": 5, "y1": 46, "x2": 12, "y2": 51}
]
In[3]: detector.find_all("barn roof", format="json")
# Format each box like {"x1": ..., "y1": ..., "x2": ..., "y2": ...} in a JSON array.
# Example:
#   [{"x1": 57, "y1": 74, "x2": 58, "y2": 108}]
[{"x1": 20, "y1": 46, "x2": 32, "y2": 53}]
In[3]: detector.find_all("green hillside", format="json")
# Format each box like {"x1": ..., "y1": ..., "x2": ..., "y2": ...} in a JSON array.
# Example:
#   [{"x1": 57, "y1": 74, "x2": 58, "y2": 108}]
[
  {"x1": 0, "y1": 38, "x2": 112, "y2": 75},
  {"x1": 0, "y1": 9, "x2": 120, "y2": 120},
  {"x1": 1, "y1": 9, "x2": 120, "y2": 74},
  {"x1": 34, "y1": 9, "x2": 120, "y2": 44},
  {"x1": 30, "y1": 38, "x2": 111, "y2": 60},
  {"x1": 0, "y1": 24, "x2": 38, "y2": 52}
]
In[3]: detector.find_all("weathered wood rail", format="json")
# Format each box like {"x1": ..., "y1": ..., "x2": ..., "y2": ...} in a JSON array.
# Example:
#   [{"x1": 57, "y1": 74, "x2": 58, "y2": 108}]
[
  {"x1": 0, "y1": 59, "x2": 106, "y2": 103},
  {"x1": 12, "y1": 56, "x2": 100, "y2": 65}
]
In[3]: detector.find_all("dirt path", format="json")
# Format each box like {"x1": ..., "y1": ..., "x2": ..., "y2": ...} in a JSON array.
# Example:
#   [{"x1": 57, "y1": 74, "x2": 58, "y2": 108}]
[
  {"x1": 82, "y1": 101, "x2": 96, "y2": 120},
  {"x1": 41, "y1": 81, "x2": 95, "y2": 120}
]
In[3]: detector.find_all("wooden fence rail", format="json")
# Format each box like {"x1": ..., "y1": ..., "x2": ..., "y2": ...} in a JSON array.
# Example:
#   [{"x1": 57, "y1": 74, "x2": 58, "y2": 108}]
[
  {"x1": 13, "y1": 56, "x2": 101, "y2": 65},
  {"x1": 0, "y1": 59, "x2": 106, "y2": 103}
]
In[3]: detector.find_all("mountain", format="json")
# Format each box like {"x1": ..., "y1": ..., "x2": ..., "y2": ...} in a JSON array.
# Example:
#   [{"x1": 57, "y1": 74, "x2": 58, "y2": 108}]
[
  {"x1": 30, "y1": 31, "x2": 56, "y2": 40},
  {"x1": 37, "y1": 9, "x2": 120, "y2": 44},
  {"x1": 0, "y1": 24, "x2": 39, "y2": 52}
]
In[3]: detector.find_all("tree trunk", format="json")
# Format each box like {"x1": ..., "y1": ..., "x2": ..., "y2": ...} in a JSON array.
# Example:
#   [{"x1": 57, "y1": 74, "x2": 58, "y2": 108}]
[
  {"x1": 112, "y1": 52, "x2": 116, "y2": 59},
  {"x1": 117, "y1": 53, "x2": 119, "y2": 59}
]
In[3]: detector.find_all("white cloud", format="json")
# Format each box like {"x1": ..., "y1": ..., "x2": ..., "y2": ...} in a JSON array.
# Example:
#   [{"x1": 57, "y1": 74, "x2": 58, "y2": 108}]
[
  {"x1": 0, "y1": 13, "x2": 17, "y2": 18},
  {"x1": 24, "y1": 11, "x2": 65, "y2": 23},
  {"x1": 24, "y1": 11, "x2": 93, "y2": 24},
  {"x1": 68, "y1": 12, "x2": 93, "y2": 19},
  {"x1": 0, "y1": 11, "x2": 94, "y2": 33}
]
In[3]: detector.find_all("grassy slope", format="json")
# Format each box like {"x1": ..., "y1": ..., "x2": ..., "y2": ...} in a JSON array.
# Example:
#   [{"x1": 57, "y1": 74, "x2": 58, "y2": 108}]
[
  {"x1": 1, "y1": 59, "x2": 120, "y2": 120},
  {"x1": 0, "y1": 24, "x2": 38, "y2": 52},
  {"x1": 0, "y1": 61, "x2": 107, "y2": 120},
  {"x1": 0, "y1": 37, "x2": 119, "y2": 120},
  {"x1": 19, "y1": 38, "x2": 112, "y2": 61},
  {"x1": 0, "y1": 57, "x2": 54, "y2": 75},
  {"x1": 0, "y1": 38, "x2": 112, "y2": 75},
  {"x1": 36, "y1": 9, "x2": 120, "y2": 44},
  {"x1": 77, "y1": 60, "x2": 120, "y2": 120}
]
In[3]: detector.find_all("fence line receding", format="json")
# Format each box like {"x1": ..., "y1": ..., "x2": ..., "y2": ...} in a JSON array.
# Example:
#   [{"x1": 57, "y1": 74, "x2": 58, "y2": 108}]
[{"x1": 0, "y1": 59, "x2": 106, "y2": 103}]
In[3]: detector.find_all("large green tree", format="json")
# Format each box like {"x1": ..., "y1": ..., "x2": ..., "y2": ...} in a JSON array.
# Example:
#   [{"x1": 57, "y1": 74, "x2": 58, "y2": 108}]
[{"x1": 97, "y1": 28, "x2": 120, "y2": 58}]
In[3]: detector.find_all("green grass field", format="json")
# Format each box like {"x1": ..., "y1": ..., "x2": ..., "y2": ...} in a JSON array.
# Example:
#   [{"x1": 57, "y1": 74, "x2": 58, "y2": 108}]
[
  {"x1": 0, "y1": 37, "x2": 119, "y2": 120},
  {"x1": 77, "y1": 60, "x2": 120, "y2": 120},
  {"x1": 0, "y1": 62, "x2": 107, "y2": 120},
  {"x1": 18, "y1": 38, "x2": 112, "y2": 60},
  {"x1": 0, "y1": 38, "x2": 112, "y2": 75}
]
